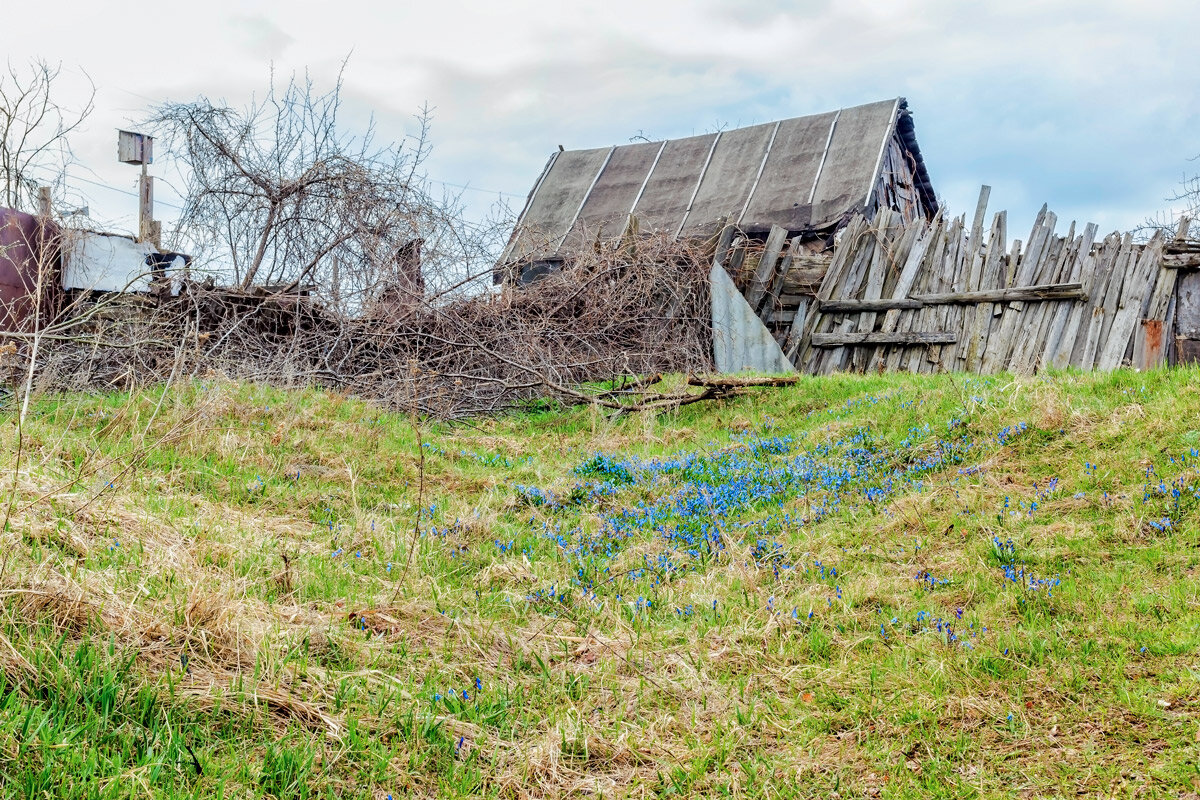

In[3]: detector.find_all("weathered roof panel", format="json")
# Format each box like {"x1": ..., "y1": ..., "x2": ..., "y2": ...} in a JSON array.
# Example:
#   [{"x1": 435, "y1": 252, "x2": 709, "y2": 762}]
[
  {"x1": 810, "y1": 98, "x2": 898, "y2": 226},
  {"x1": 568, "y1": 140, "x2": 662, "y2": 242},
  {"x1": 505, "y1": 98, "x2": 933, "y2": 262},
  {"x1": 509, "y1": 146, "x2": 612, "y2": 260},
  {"x1": 628, "y1": 132, "x2": 718, "y2": 234},
  {"x1": 680, "y1": 121, "x2": 777, "y2": 239},
  {"x1": 739, "y1": 110, "x2": 838, "y2": 231}
]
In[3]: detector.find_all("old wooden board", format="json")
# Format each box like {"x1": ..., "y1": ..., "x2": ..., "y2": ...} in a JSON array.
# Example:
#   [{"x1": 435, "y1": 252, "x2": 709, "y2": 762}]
[
  {"x1": 1097, "y1": 232, "x2": 1166, "y2": 370},
  {"x1": 851, "y1": 209, "x2": 898, "y2": 371},
  {"x1": 812, "y1": 331, "x2": 956, "y2": 347},
  {"x1": 763, "y1": 236, "x2": 804, "y2": 323},
  {"x1": 965, "y1": 211, "x2": 1007, "y2": 371},
  {"x1": 796, "y1": 215, "x2": 867, "y2": 370},
  {"x1": 1012, "y1": 222, "x2": 1073, "y2": 373},
  {"x1": 745, "y1": 224, "x2": 790, "y2": 310},
  {"x1": 823, "y1": 210, "x2": 889, "y2": 373},
  {"x1": 868, "y1": 218, "x2": 938, "y2": 372}
]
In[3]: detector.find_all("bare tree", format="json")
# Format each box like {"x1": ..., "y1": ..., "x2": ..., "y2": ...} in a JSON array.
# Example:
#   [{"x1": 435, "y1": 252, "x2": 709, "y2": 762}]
[
  {"x1": 149, "y1": 67, "x2": 506, "y2": 308},
  {"x1": 0, "y1": 59, "x2": 94, "y2": 212}
]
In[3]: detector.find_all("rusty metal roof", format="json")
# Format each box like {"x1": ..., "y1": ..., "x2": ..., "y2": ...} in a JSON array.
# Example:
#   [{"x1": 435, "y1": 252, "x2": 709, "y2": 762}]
[{"x1": 502, "y1": 98, "x2": 937, "y2": 263}]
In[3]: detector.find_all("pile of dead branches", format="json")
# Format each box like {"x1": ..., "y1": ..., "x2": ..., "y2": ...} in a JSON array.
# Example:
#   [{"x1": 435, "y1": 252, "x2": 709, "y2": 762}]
[{"x1": 22, "y1": 234, "x2": 714, "y2": 417}]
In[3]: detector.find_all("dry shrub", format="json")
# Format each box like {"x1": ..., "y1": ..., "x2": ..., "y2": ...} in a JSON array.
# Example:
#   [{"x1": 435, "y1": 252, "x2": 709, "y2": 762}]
[{"x1": 27, "y1": 233, "x2": 714, "y2": 418}]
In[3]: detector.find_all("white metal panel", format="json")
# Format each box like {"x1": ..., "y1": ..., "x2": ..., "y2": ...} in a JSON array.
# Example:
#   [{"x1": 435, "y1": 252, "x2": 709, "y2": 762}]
[{"x1": 62, "y1": 233, "x2": 157, "y2": 293}]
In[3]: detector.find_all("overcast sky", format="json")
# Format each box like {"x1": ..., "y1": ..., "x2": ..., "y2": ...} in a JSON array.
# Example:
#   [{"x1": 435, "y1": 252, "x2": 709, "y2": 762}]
[{"x1": 3, "y1": 0, "x2": 1198, "y2": 243}]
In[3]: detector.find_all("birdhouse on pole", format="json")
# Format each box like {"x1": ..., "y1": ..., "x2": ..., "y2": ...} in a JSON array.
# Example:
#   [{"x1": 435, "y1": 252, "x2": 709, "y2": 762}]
[{"x1": 118, "y1": 130, "x2": 159, "y2": 247}]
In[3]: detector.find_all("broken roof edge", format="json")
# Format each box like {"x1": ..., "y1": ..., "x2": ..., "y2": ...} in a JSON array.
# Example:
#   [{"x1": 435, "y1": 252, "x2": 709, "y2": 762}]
[{"x1": 895, "y1": 98, "x2": 938, "y2": 216}]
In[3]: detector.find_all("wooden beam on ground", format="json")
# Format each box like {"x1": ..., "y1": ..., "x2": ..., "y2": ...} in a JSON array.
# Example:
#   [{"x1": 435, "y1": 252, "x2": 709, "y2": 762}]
[
  {"x1": 911, "y1": 282, "x2": 1083, "y2": 305},
  {"x1": 811, "y1": 331, "x2": 956, "y2": 347},
  {"x1": 819, "y1": 298, "x2": 924, "y2": 312}
]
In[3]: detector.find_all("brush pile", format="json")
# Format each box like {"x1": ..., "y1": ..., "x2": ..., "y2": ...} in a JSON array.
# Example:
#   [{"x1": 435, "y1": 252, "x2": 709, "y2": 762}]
[{"x1": 19, "y1": 235, "x2": 714, "y2": 417}]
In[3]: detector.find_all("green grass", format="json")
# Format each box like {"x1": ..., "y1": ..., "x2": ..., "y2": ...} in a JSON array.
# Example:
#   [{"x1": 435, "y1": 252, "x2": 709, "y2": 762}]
[{"x1": 1, "y1": 367, "x2": 1200, "y2": 798}]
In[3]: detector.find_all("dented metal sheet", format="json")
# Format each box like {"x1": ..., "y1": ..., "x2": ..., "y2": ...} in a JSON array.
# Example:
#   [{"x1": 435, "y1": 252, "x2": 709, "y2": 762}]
[
  {"x1": 62, "y1": 232, "x2": 183, "y2": 295},
  {"x1": 710, "y1": 262, "x2": 794, "y2": 374}
]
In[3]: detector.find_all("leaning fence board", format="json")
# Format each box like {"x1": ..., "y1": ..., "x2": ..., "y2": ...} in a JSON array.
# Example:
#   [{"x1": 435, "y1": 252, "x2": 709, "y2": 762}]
[
  {"x1": 1048, "y1": 227, "x2": 1099, "y2": 369},
  {"x1": 1085, "y1": 235, "x2": 1135, "y2": 367},
  {"x1": 902, "y1": 217, "x2": 955, "y2": 373},
  {"x1": 1000, "y1": 212, "x2": 1058, "y2": 372},
  {"x1": 1015, "y1": 223, "x2": 1075, "y2": 372},
  {"x1": 979, "y1": 237, "x2": 1030, "y2": 373},
  {"x1": 764, "y1": 236, "x2": 803, "y2": 318},
  {"x1": 782, "y1": 300, "x2": 808, "y2": 364},
  {"x1": 796, "y1": 216, "x2": 868, "y2": 368},
  {"x1": 965, "y1": 185, "x2": 992, "y2": 291},
  {"x1": 1097, "y1": 232, "x2": 1165, "y2": 370},
  {"x1": 825, "y1": 210, "x2": 890, "y2": 373},
  {"x1": 1072, "y1": 238, "x2": 1122, "y2": 369},
  {"x1": 936, "y1": 229, "x2": 971, "y2": 371},
  {"x1": 745, "y1": 225, "x2": 789, "y2": 310},
  {"x1": 1043, "y1": 223, "x2": 1097, "y2": 369},
  {"x1": 1011, "y1": 223, "x2": 1073, "y2": 373},
  {"x1": 852, "y1": 210, "x2": 896, "y2": 371},
  {"x1": 868, "y1": 220, "x2": 938, "y2": 372},
  {"x1": 965, "y1": 211, "x2": 1008, "y2": 371},
  {"x1": 1068, "y1": 232, "x2": 1121, "y2": 368}
]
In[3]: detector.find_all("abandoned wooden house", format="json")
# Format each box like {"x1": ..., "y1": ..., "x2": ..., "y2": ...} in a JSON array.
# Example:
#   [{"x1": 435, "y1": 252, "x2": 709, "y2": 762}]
[
  {"x1": 501, "y1": 97, "x2": 1200, "y2": 377},
  {"x1": 498, "y1": 97, "x2": 936, "y2": 283}
]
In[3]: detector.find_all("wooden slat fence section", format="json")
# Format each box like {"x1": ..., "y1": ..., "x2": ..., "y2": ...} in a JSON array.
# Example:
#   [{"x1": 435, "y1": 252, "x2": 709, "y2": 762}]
[{"x1": 734, "y1": 187, "x2": 1179, "y2": 376}]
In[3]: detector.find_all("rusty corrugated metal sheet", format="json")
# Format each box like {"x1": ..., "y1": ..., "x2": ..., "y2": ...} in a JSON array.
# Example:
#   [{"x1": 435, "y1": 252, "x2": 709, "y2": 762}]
[{"x1": 0, "y1": 207, "x2": 57, "y2": 332}]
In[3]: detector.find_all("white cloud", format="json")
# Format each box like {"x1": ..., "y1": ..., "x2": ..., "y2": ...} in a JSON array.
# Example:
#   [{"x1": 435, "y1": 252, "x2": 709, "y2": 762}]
[{"x1": 1, "y1": 0, "x2": 1197, "y2": 237}]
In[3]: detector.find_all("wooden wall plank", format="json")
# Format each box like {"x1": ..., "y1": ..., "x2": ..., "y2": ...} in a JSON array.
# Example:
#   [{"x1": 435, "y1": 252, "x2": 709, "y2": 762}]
[
  {"x1": 1097, "y1": 232, "x2": 1165, "y2": 369},
  {"x1": 744, "y1": 224, "x2": 789, "y2": 309}
]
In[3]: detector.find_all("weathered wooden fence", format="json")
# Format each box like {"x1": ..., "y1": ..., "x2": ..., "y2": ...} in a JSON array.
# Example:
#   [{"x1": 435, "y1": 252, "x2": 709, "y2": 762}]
[{"x1": 721, "y1": 187, "x2": 1193, "y2": 375}]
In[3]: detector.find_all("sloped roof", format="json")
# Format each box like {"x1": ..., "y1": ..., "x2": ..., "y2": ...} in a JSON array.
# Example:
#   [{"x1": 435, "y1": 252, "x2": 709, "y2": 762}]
[{"x1": 503, "y1": 98, "x2": 936, "y2": 263}]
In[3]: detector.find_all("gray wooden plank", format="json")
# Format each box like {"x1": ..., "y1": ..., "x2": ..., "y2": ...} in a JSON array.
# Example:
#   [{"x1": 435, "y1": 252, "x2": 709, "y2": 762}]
[
  {"x1": 851, "y1": 211, "x2": 899, "y2": 371},
  {"x1": 980, "y1": 235, "x2": 1029, "y2": 373},
  {"x1": 762, "y1": 235, "x2": 804, "y2": 324},
  {"x1": 892, "y1": 215, "x2": 954, "y2": 372},
  {"x1": 965, "y1": 185, "x2": 992, "y2": 291},
  {"x1": 744, "y1": 224, "x2": 790, "y2": 310},
  {"x1": 1044, "y1": 223, "x2": 1098, "y2": 369},
  {"x1": 965, "y1": 211, "x2": 1008, "y2": 371},
  {"x1": 825, "y1": 209, "x2": 891, "y2": 373},
  {"x1": 1013, "y1": 222, "x2": 1075, "y2": 373},
  {"x1": 867, "y1": 215, "x2": 940, "y2": 372},
  {"x1": 903, "y1": 216, "x2": 957, "y2": 373},
  {"x1": 1097, "y1": 232, "x2": 1166, "y2": 369},
  {"x1": 1087, "y1": 234, "x2": 1134, "y2": 366},
  {"x1": 813, "y1": 331, "x2": 956, "y2": 346}
]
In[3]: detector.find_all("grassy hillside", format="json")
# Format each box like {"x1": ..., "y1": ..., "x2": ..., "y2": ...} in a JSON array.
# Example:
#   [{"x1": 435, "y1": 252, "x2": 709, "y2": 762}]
[{"x1": 1, "y1": 367, "x2": 1199, "y2": 798}]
